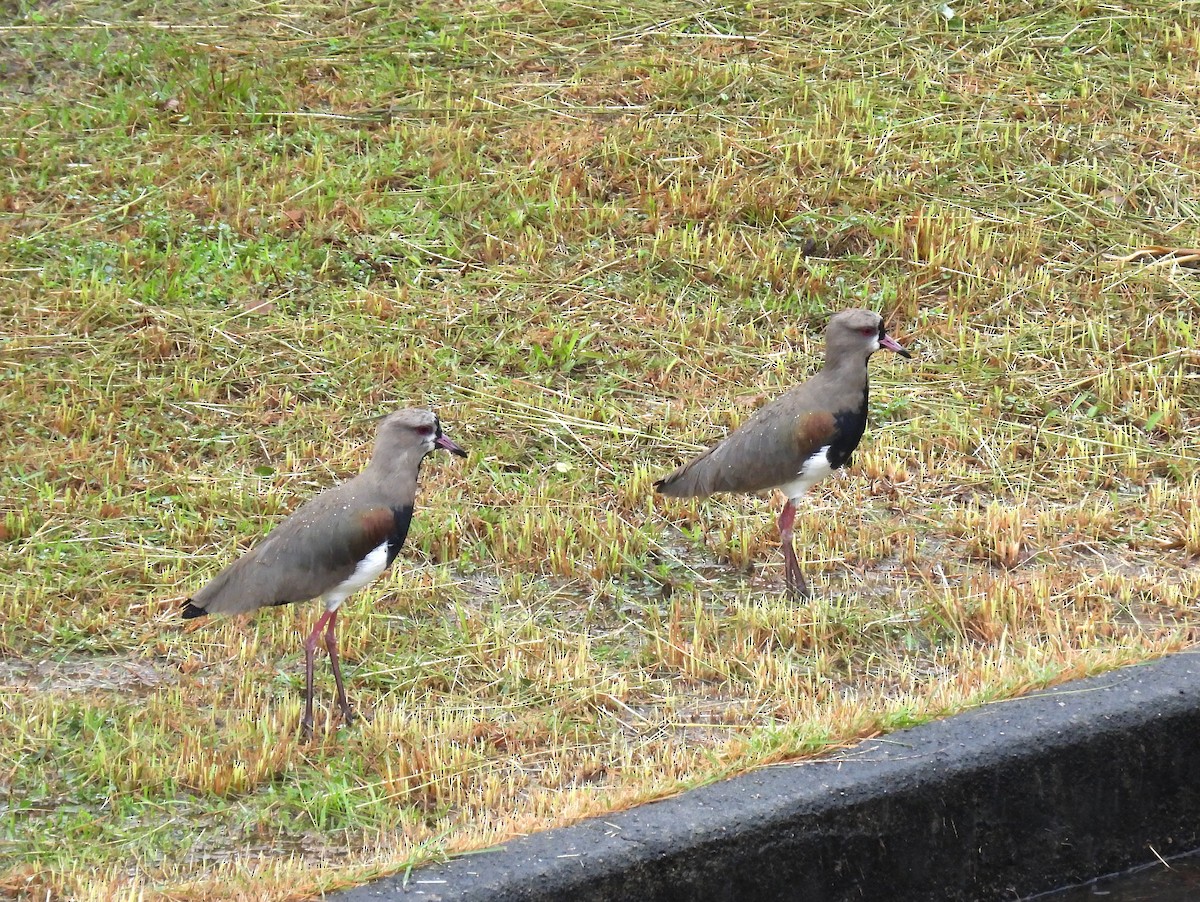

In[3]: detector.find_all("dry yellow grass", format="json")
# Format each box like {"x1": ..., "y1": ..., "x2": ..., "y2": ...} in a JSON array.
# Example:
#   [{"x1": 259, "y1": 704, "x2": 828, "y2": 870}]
[{"x1": 1, "y1": 0, "x2": 1198, "y2": 898}]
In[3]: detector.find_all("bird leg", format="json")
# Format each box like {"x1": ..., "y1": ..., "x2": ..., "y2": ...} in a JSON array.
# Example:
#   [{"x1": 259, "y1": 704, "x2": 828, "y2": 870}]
[
  {"x1": 301, "y1": 609, "x2": 335, "y2": 739},
  {"x1": 777, "y1": 499, "x2": 810, "y2": 601},
  {"x1": 323, "y1": 609, "x2": 356, "y2": 727}
]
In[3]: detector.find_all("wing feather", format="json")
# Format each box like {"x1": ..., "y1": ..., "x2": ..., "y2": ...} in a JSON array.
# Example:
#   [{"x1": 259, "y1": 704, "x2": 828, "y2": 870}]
[
  {"x1": 656, "y1": 394, "x2": 837, "y2": 498},
  {"x1": 187, "y1": 490, "x2": 399, "y2": 616}
]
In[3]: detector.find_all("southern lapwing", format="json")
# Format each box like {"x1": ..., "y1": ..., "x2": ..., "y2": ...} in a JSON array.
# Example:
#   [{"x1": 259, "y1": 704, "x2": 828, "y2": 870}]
[
  {"x1": 182, "y1": 408, "x2": 467, "y2": 737},
  {"x1": 655, "y1": 308, "x2": 911, "y2": 600}
]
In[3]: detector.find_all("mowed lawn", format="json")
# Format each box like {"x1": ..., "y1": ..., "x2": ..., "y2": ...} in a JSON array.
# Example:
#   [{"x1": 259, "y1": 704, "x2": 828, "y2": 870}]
[{"x1": 2, "y1": 0, "x2": 1198, "y2": 897}]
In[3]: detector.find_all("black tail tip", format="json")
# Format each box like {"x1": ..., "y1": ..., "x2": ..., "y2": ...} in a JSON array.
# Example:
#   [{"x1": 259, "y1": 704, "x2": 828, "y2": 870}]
[{"x1": 181, "y1": 600, "x2": 208, "y2": 620}]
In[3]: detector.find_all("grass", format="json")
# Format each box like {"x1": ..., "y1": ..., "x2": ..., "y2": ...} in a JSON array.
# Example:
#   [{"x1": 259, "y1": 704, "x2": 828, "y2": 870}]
[{"x1": 2, "y1": 0, "x2": 1199, "y2": 897}]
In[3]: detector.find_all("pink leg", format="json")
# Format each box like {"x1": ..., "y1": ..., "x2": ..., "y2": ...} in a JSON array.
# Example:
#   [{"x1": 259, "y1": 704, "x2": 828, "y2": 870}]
[
  {"x1": 778, "y1": 500, "x2": 810, "y2": 601},
  {"x1": 323, "y1": 610, "x2": 355, "y2": 726},
  {"x1": 301, "y1": 609, "x2": 335, "y2": 739}
]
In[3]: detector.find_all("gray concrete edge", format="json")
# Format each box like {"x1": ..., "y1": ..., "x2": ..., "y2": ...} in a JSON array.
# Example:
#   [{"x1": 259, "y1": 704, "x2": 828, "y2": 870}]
[{"x1": 332, "y1": 649, "x2": 1200, "y2": 901}]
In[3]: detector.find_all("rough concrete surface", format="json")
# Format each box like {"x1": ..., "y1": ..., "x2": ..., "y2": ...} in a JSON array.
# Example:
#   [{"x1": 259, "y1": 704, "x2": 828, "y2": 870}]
[{"x1": 331, "y1": 650, "x2": 1200, "y2": 902}]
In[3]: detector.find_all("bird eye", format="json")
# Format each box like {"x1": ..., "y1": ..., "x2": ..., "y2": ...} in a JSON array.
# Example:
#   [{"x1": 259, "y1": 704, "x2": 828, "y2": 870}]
[
  {"x1": 416, "y1": 424, "x2": 435, "y2": 436},
  {"x1": 860, "y1": 327, "x2": 876, "y2": 336}
]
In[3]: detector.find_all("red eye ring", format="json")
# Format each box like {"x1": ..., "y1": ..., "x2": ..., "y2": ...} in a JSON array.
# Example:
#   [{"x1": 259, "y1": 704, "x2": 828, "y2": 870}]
[{"x1": 860, "y1": 327, "x2": 877, "y2": 337}]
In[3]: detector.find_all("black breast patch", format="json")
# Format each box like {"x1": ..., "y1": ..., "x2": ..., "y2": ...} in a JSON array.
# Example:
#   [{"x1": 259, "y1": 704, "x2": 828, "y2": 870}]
[
  {"x1": 386, "y1": 504, "x2": 415, "y2": 566},
  {"x1": 826, "y1": 386, "x2": 869, "y2": 470}
]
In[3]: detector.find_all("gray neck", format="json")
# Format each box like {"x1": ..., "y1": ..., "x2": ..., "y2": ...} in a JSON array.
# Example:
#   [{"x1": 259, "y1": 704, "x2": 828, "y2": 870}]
[{"x1": 362, "y1": 446, "x2": 427, "y2": 505}]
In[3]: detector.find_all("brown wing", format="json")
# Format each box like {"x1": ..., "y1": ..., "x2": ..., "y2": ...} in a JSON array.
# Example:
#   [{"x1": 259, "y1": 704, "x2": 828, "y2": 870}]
[
  {"x1": 186, "y1": 488, "x2": 398, "y2": 617},
  {"x1": 655, "y1": 394, "x2": 837, "y2": 498}
]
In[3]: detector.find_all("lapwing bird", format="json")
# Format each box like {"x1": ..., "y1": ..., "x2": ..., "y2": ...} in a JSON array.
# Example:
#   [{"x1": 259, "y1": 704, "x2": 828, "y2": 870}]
[
  {"x1": 183, "y1": 408, "x2": 467, "y2": 738},
  {"x1": 655, "y1": 308, "x2": 911, "y2": 600}
]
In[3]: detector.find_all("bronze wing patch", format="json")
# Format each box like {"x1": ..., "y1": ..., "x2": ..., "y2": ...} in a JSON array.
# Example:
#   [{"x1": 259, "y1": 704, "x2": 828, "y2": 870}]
[{"x1": 794, "y1": 410, "x2": 836, "y2": 457}]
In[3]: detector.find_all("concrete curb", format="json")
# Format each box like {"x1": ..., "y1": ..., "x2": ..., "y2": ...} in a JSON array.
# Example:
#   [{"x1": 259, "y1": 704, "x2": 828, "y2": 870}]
[{"x1": 333, "y1": 650, "x2": 1200, "y2": 901}]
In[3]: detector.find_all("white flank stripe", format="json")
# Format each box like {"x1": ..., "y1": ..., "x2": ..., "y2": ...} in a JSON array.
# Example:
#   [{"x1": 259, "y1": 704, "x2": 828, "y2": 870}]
[
  {"x1": 324, "y1": 541, "x2": 389, "y2": 610},
  {"x1": 777, "y1": 444, "x2": 835, "y2": 502}
]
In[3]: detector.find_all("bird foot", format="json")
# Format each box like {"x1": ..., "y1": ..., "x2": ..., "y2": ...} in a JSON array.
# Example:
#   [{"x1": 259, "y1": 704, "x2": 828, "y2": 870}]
[
  {"x1": 786, "y1": 582, "x2": 811, "y2": 603},
  {"x1": 296, "y1": 706, "x2": 362, "y2": 739},
  {"x1": 783, "y1": 562, "x2": 811, "y2": 602}
]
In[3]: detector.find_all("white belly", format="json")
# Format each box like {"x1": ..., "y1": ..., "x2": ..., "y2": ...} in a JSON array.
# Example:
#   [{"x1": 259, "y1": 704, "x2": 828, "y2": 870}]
[
  {"x1": 777, "y1": 445, "x2": 835, "y2": 502},
  {"x1": 323, "y1": 541, "x2": 389, "y2": 610}
]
